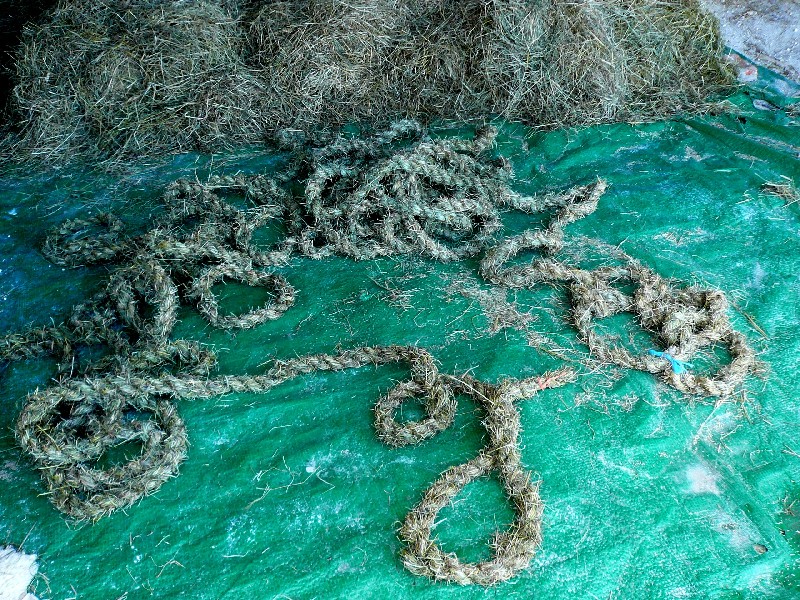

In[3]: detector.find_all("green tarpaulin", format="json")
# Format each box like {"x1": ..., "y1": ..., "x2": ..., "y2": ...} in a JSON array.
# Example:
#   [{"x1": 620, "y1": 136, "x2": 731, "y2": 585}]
[{"x1": 1, "y1": 64, "x2": 798, "y2": 599}]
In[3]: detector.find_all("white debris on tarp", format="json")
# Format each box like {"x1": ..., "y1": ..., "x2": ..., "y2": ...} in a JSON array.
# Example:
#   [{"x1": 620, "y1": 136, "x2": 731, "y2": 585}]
[
  {"x1": 0, "y1": 546, "x2": 39, "y2": 600},
  {"x1": 701, "y1": 0, "x2": 800, "y2": 84}
]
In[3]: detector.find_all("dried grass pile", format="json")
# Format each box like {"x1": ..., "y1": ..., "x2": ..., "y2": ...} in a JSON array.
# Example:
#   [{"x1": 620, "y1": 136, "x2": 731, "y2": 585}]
[
  {"x1": 7, "y1": 0, "x2": 733, "y2": 162},
  {"x1": 479, "y1": 0, "x2": 731, "y2": 125},
  {"x1": 247, "y1": 0, "x2": 399, "y2": 128},
  {"x1": 10, "y1": 0, "x2": 265, "y2": 160},
  {"x1": 249, "y1": 0, "x2": 731, "y2": 130}
]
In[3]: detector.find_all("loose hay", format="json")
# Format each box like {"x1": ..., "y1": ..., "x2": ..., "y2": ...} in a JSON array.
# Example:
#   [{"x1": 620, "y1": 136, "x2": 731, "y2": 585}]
[
  {"x1": 10, "y1": 0, "x2": 266, "y2": 161},
  {"x1": 761, "y1": 177, "x2": 799, "y2": 205},
  {"x1": 246, "y1": 0, "x2": 734, "y2": 130},
  {"x1": 6, "y1": 0, "x2": 733, "y2": 163},
  {"x1": 281, "y1": 120, "x2": 532, "y2": 261}
]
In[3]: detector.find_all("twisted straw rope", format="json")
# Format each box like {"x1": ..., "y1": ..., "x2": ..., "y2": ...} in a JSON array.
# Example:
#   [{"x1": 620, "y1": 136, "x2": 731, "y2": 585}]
[
  {"x1": 1, "y1": 123, "x2": 758, "y2": 585},
  {"x1": 480, "y1": 180, "x2": 758, "y2": 397},
  {"x1": 14, "y1": 342, "x2": 574, "y2": 584},
  {"x1": 283, "y1": 120, "x2": 529, "y2": 261}
]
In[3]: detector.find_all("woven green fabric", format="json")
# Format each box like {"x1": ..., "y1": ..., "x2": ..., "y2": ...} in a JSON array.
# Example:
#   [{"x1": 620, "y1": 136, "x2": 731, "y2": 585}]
[{"x1": 1, "y1": 65, "x2": 798, "y2": 599}]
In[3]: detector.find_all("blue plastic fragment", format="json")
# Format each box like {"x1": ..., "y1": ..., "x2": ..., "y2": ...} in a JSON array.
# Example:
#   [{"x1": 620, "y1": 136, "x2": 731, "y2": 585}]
[{"x1": 648, "y1": 349, "x2": 693, "y2": 374}]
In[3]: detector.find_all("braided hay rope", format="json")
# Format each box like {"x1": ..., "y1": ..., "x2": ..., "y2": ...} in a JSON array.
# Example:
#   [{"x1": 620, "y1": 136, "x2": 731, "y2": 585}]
[
  {"x1": 5, "y1": 0, "x2": 732, "y2": 163},
  {"x1": 1, "y1": 124, "x2": 758, "y2": 585},
  {"x1": 399, "y1": 373, "x2": 567, "y2": 585},
  {"x1": 479, "y1": 180, "x2": 759, "y2": 397}
]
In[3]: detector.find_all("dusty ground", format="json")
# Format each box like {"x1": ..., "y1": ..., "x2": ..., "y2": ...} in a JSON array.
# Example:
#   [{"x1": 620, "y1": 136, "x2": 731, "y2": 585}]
[{"x1": 702, "y1": 0, "x2": 800, "y2": 82}]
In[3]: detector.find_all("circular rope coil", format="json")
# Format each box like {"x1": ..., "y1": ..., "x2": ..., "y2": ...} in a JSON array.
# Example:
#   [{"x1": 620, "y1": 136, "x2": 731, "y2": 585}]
[
  {"x1": 42, "y1": 213, "x2": 129, "y2": 267},
  {"x1": 189, "y1": 264, "x2": 295, "y2": 330},
  {"x1": 17, "y1": 381, "x2": 187, "y2": 521},
  {"x1": 374, "y1": 379, "x2": 457, "y2": 447}
]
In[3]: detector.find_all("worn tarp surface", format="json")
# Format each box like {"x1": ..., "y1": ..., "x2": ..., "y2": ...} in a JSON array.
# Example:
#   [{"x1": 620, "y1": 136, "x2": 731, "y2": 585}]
[{"x1": 1, "y1": 66, "x2": 798, "y2": 599}]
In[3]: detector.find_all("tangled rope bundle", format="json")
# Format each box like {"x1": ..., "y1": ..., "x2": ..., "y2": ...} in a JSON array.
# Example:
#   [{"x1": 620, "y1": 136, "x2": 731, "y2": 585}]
[
  {"x1": 1, "y1": 122, "x2": 759, "y2": 586},
  {"x1": 282, "y1": 120, "x2": 536, "y2": 261},
  {"x1": 480, "y1": 180, "x2": 759, "y2": 397}
]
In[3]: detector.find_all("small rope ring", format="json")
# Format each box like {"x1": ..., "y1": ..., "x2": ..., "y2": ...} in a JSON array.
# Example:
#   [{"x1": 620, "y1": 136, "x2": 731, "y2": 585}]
[{"x1": 189, "y1": 264, "x2": 295, "y2": 329}]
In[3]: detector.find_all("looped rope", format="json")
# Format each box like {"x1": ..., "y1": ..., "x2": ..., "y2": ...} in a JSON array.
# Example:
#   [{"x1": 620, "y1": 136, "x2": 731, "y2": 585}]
[
  {"x1": 189, "y1": 264, "x2": 295, "y2": 330},
  {"x1": 1, "y1": 122, "x2": 760, "y2": 585},
  {"x1": 106, "y1": 259, "x2": 179, "y2": 343},
  {"x1": 161, "y1": 175, "x2": 290, "y2": 266},
  {"x1": 480, "y1": 179, "x2": 758, "y2": 397},
  {"x1": 374, "y1": 379, "x2": 457, "y2": 447},
  {"x1": 42, "y1": 213, "x2": 129, "y2": 267},
  {"x1": 399, "y1": 373, "x2": 568, "y2": 585}
]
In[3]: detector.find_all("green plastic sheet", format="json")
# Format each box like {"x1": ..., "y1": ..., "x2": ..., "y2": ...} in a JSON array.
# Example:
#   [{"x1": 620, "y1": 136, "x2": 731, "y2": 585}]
[{"x1": 1, "y1": 65, "x2": 799, "y2": 599}]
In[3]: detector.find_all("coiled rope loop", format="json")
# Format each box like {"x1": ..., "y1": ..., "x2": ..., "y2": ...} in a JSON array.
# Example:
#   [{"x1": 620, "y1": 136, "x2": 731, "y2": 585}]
[{"x1": 480, "y1": 180, "x2": 758, "y2": 396}]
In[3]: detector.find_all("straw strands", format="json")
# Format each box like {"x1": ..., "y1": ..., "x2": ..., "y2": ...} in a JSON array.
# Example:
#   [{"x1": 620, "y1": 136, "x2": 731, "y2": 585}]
[{"x1": 6, "y1": 0, "x2": 732, "y2": 163}]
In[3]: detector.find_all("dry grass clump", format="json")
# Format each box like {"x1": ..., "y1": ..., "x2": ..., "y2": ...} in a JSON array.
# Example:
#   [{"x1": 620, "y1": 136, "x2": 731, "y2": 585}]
[
  {"x1": 481, "y1": 0, "x2": 732, "y2": 125},
  {"x1": 248, "y1": 0, "x2": 732, "y2": 130},
  {"x1": 379, "y1": 1, "x2": 490, "y2": 119},
  {"x1": 6, "y1": 0, "x2": 733, "y2": 163},
  {"x1": 10, "y1": 0, "x2": 266, "y2": 161},
  {"x1": 248, "y1": 0, "x2": 400, "y2": 129},
  {"x1": 761, "y1": 177, "x2": 799, "y2": 205}
]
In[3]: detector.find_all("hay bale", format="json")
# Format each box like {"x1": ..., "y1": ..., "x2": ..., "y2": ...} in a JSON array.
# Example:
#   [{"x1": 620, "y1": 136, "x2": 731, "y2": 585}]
[
  {"x1": 479, "y1": 0, "x2": 732, "y2": 126},
  {"x1": 247, "y1": 0, "x2": 494, "y2": 126},
  {"x1": 6, "y1": 0, "x2": 733, "y2": 163},
  {"x1": 11, "y1": 0, "x2": 267, "y2": 160},
  {"x1": 247, "y1": 0, "x2": 400, "y2": 129},
  {"x1": 481, "y1": 0, "x2": 625, "y2": 124}
]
